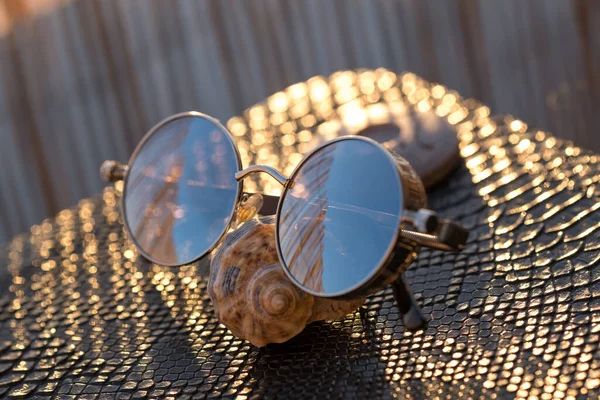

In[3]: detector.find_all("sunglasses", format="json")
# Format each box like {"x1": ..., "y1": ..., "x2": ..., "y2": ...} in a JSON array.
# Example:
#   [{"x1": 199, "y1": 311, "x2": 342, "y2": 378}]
[{"x1": 101, "y1": 111, "x2": 468, "y2": 330}]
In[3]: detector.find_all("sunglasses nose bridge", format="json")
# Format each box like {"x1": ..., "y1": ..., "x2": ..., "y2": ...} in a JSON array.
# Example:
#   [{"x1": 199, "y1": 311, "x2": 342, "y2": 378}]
[{"x1": 235, "y1": 165, "x2": 289, "y2": 187}]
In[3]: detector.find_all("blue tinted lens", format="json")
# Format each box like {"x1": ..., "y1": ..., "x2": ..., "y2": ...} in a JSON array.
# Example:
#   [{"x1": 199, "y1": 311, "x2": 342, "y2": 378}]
[
  {"x1": 124, "y1": 115, "x2": 240, "y2": 265},
  {"x1": 278, "y1": 138, "x2": 403, "y2": 296}
]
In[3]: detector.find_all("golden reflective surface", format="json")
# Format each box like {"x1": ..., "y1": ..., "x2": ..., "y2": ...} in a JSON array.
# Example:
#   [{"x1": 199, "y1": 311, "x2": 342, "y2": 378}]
[{"x1": 1, "y1": 69, "x2": 600, "y2": 398}]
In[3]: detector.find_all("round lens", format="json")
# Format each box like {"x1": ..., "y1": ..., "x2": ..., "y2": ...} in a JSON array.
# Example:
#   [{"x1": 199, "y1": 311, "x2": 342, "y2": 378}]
[
  {"x1": 123, "y1": 114, "x2": 241, "y2": 266},
  {"x1": 277, "y1": 138, "x2": 403, "y2": 296}
]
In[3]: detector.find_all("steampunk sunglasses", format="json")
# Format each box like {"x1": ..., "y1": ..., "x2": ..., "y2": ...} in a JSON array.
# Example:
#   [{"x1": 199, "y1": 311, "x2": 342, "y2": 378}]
[{"x1": 101, "y1": 111, "x2": 468, "y2": 330}]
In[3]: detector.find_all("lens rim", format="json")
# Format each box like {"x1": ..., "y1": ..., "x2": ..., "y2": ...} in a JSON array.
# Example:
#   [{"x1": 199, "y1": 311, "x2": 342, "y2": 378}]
[
  {"x1": 275, "y1": 135, "x2": 410, "y2": 298},
  {"x1": 121, "y1": 111, "x2": 244, "y2": 267}
]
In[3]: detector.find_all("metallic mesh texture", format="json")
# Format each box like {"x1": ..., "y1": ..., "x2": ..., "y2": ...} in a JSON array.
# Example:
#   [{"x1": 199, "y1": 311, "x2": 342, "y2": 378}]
[{"x1": 1, "y1": 71, "x2": 600, "y2": 399}]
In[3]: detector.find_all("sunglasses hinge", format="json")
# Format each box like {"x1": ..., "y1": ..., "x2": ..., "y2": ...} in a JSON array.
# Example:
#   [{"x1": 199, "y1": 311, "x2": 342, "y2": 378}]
[{"x1": 100, "y1": 160, "x2": 128, "y2": 182}]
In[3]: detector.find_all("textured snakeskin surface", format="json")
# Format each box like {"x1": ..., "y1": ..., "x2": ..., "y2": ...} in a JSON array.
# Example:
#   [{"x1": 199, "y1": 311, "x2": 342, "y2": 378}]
[{"x1": 2, "y1": 71, "x2": 600, "y2": 399}]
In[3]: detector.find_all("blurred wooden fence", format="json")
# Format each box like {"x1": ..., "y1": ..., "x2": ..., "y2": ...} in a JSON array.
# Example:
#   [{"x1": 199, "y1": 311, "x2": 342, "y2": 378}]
[{"x1": 1, "y1": 0, "x2": 600, "y2": 245}]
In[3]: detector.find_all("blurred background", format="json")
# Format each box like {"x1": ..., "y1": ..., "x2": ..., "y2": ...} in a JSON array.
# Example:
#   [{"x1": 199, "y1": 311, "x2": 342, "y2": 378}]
[{"x1": 0, "y1": 0, "x2": 599, "y2": 245}]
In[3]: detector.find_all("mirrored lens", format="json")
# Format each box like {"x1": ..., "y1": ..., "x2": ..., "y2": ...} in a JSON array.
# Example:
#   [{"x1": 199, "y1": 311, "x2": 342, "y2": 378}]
[
  {"x1": 124, "y1": 115, "x2": 240, "y2": 266},
  {"x1": 278, "y1": 138, "x2": 403, "y2": 296}
]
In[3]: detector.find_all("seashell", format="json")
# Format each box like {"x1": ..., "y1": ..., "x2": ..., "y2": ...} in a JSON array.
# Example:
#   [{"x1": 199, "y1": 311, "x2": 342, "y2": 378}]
[
  {"x1": 209, "y1": 216, "x2": 366, "y2": 347},
  {"x1": 308, "y1": 296, "x2": 365, "y2": 324},
  {"x1": 234, "y1": 193, "x2": 264, "y2": 226}
]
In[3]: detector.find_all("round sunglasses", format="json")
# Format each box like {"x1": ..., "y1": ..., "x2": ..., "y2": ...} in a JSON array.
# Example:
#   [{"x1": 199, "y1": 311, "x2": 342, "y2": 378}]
[{"x1": 101, "y1": 111, "x2": 468, "y2": 330}]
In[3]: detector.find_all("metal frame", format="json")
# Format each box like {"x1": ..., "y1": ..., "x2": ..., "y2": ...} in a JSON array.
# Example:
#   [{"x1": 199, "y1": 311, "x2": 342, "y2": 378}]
[{"x1": 119, "y1": 111, "x2": 245, "y2": 267}]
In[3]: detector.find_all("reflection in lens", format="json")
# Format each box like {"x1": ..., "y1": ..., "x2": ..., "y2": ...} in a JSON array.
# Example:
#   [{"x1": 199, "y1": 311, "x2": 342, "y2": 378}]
[
  {"x1": 278, "y1": 138, "x2": 403, "y2": 296},
  {"x1": 124, "y1": 115, "x2": 240, "y2": 265}
]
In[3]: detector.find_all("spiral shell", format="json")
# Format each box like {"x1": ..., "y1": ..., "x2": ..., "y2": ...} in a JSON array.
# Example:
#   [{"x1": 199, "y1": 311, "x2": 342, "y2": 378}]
[{"x1": 209, "y1": 216, "x2": 365, "y2": 347}]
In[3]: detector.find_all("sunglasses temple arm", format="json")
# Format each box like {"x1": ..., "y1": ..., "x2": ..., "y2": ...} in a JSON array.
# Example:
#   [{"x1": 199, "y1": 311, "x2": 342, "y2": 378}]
[
  {"x1": 392, "y1": 276, "x2": 428, "y2": 331},
  {"x1": 400, "y1": 220, "x2": 469, "y2": 252}
]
